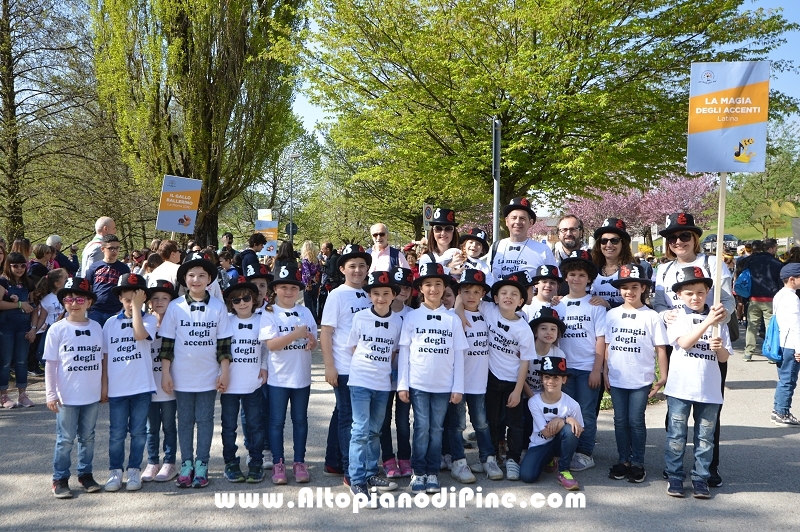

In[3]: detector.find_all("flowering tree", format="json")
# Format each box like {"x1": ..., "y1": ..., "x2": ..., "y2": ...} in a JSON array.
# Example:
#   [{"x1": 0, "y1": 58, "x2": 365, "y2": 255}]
[{"x1": 562, "y1": 174, "x2": 718, "y2": 247}]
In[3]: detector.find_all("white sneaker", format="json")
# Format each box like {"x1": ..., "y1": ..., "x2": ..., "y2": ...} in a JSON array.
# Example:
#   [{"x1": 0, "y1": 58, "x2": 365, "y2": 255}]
[
  {"x1": 155, "y1": 463, "x2": 178, "y2": 482},
  {"x1": 505, "y1": 458, "x2": 520, "y2": 481},
  {"x1": 469, "y1": 461, "x2": 484, "y2": 473},
  {"x1": 141, "y1": 463, "x2": 159, "y2": 482},
  {"x1": 450, "y1": 458, "x2": 476, "y2": 483},
  {"x1": 126, "y1": 468, "x2": 142, "y2": 491},
  {"x1": 264, "y1": 451, "x2": 274, "y2": 470},
  {"x1": 440, "y1": 454, "x2": 452, "y2": 471},
  {"x1": 105, "y1": 469, "x2": 123, "y2": 492},
  {"x1": 569, "y1": 452, "x2": 595, "y2": 472},
  {"x1": 484, "y1": 455, "x2": 504, "y2": 480}
]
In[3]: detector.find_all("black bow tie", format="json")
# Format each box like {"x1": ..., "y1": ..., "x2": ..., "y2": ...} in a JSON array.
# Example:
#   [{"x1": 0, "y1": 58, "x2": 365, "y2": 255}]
[
  {"x1": 497, "y1": 321, "x2": 509, "y2": 332},
  {"x1": 75, "y1": 330, "x2": 91, "y2": 337},
  {"x1": 285, "y1": 311, "x2": 299, "y2": 317},
  {"x1": 543, "y1": 407, "x2": 558, "y2": 415},
  {"x1": 121, "y1": 322, "x2": 132, "y2": 329},
  {"x1": 693, "y1": 317, "x2": 703, "y2": 324},
  {"x1": 356, "y1": 292, "x2": 366, "y2": 298},
  {"x1": 567, "y1": 301, "x2": 580, "y2": 307},
  {"x1": 375, "y1": 321, "x2": 388, "y2": 329},
  {"x1": 622, "y1": 313, "x2": 636, "y2": 319},
  {"x1": 427, "y1": 315, "x2": 441, "y2": 321},
  {"x1": 191, "y1": 305, "x2": 205, "y2": 312},
  {"x1": 471, "y1": 315, "x2": 484, "y2": 322},
  {"x1": 508, "y1": 246, "x2": 521, "y2": 251},
  {"x1": 466, "y1": 259, "x2": 477, "y2": 266},
  {"x1": 239, "y1": 323, "x2": 253, "y2": 329}
]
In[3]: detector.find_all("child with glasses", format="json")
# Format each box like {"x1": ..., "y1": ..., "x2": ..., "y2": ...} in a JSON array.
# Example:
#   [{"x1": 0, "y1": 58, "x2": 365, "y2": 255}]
[
  {"x1": 84, "y1": 234, "x2": 131, "y2": 326},
  {"x1": 44, "y1": 277, "x2": 103, "y2": 498}
]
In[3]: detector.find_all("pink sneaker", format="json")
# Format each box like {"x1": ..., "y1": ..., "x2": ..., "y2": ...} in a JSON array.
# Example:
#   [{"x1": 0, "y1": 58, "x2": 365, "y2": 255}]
[
  {"x1": 544, "y1": 458, "x2": 559, "y2": 474},
  {"x1": 16, "y1": 392, "x2": 34, "y2": 408},
  {"x1": 141, "y1": 463, "x2": 159, "y2": 482},
  {"x1": 293, "y1": 462, "x2": 310, "y2": 483},
  {"x1": 155, "y1": 463, "x2": 178, "y2": 482},
  {"x1": 1, "y1": 393, "x2": 16, "y2": 409},
  {"x1": 398, "y1": 459, "x2": 412, "y2": 478},
  {"x1": 383, "y1": 458, "x2": 401, "y2": 479},
  {"x1": 557, "y1": 471, "x2": 580, "y2": 491},
  {"x1": 272, "y1": 460, "x2": 287, "y2": 485}
]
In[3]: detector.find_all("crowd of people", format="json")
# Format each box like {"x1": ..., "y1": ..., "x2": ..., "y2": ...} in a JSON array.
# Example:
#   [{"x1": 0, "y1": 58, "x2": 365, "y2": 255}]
[{"x1": 2, "y1": 202, "x2": 799, "y2": 505}]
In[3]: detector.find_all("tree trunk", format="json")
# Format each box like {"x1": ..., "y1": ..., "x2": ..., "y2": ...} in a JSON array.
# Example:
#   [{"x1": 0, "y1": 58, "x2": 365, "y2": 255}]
[{"x1": 0, "y1": 0, "x2": 24, "y2": 239}]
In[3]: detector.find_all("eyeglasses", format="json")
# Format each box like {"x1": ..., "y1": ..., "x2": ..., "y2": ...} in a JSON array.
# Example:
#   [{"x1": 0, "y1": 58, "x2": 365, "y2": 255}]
[
  {"x1": 105, "y1": 246, "x2": 120, "y2": 251},
  {"x1": 599, "y1": 237, "x2": 621, "y2": 245},
  {"x1": 666, "y1": 232, "x2": 694, "y2": 245},
  {"x1": 231, "y1": 294, "x2": 253, "y2": 304},
  {"x1": 63, "y1": 296, "x2": 87, "y2": 305},
  {"x1": 433, "y1": 225, "x2": 455, "y2": 234},
  {"x1": 10, "y1": 263, "x2": 26, "y2": 269},
  {"x1": 372, "y1": 232, "x2": 386, "y2": 238},
  {"x1": 558, "y1": 227, "x2": 581, "y2": 234}
]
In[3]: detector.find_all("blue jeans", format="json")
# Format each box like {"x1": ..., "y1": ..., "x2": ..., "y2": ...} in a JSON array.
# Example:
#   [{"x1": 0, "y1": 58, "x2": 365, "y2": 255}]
[
  {"x1": 664, "y1": 396, "x2": 719, "y2": 481},
  {"x1": 146, "y1": 400, "x2": 177, "y2": 464},
  {"x1": 332, "y1": 374, "x2": 353, "y2": 476},
  {"x1": 348, "y1": 386, "x2": 390, "y2": 485},
  {"x1": 241, "y1": 382, "x2": 270, "y2": 452},
  {"x1": 269, "y1": 385, "x2": 311, "y2": 464},
  {"x1": 87, "y1": 310, "x2": 116, "y2": 327},
  {"x1": 609, "y1": 385, "x2": 650, "y2": 467},
  {"x1": 519, "y1": 425, "x2": 580, "y2": 483},
  {"x1": 563, "y1": 369, "x2": 599, "y2": 456},
  {"x1": 448, "y1": 393, "x2": 494, "y2": 463},
  {"x1": 175, "y1": 390, "x2": 217, "y2": 464},
  {"x1": 109, "y1": 392, "x2": 151, "y2": 470},
  {"x1": 410, "y1": 388, "x2": 450, "y2": 475},
  {"x1": 380, "y1": 392, "x2": 412, "y2": 462},
  {"x1": 325, "y1": 405, "x2": 342, "y2": 470},
  {"x1": 0, "y1": 327, "x2": 29, "y2": 391},
  {"x1": 221, "y1": 390, "x2": 264, "y2": 467},
  {"x1": 53, "y1": 402, "x2": 100, "y2": 481},
  {"x1": 774, "y1": 347, "x2": 800, "y2": 415}
]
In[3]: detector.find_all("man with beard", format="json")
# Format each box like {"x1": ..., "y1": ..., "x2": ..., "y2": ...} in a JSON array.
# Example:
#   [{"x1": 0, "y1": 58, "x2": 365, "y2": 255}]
[{"x1": 553, "y1": 215, "x2": 587, "y2": 264}]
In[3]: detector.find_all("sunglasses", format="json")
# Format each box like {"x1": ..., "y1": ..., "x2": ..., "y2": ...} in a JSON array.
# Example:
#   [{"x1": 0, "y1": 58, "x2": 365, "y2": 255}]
[
  {"x1": 63, "y1": 296, "x2": 87, "y2": 305},
  {"x1": 433, "y1": 225, "x2": 455, "y2": 234},
  {"x1": 599, "y1": 237, "x2": 621, "y2": 245},
  {"x1": 372, "y1": 232, "x2": 386, "y2": 238},
  {"x1": 231, "y1": 294, "x2": 253, "y2": 304},
  {"x1": 10, "y1": 263, "x2": 26, "y2": 268},
  {"x1": 666, "y1": 232, "x2": 694, "y2": 245}
]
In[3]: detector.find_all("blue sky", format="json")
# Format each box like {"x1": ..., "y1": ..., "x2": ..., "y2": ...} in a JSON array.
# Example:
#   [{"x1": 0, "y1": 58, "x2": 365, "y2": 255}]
[{"x1": 292, "y1": 0, "x2": 800, "y2": 132}]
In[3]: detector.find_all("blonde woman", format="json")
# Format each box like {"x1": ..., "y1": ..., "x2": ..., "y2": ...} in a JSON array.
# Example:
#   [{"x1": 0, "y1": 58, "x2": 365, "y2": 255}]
[{"x1": 300, "y1": 241, "x2": 321, "y2": 321}]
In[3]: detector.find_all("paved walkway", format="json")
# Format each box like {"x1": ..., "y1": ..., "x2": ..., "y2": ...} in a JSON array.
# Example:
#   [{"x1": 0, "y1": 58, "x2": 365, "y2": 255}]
[{"x1": 1, "y1": 327, "x2": 798, "y2": 531}]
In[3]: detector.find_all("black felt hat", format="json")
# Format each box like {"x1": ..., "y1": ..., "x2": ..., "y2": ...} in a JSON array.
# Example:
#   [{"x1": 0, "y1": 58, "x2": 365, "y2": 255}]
[
  {"x1": 659, "y1": 212, "x2": 703, "y2": 238},
  {"x1": 430, "y1": 207, "x2": 458, "y2": 227},
  {"x1": 560, "y1": 250, "x2": 598, "y2": 281},
  {"x1": 223, "y1": 275, "x2": 260, "y2": 299},
  {"x1": 244, "y1": 262, "x2": 274, "y2": 282},
  {"x1": 671, "y1": 266, "x2": 713, "y2": 293},
  {"x1": 390, "y1": 266, "x2": 415, "y2": 288},
  {"x1": 502, "y1": 197, "x2": 536, "y2": 222},
  {"x1": 413, "y1": 261, "x2": 451, "y2": 288},
  {"x1": 111, "y1": 272, "x2": 152, "y2": 300},
  {"x1": 177, "y1": 252, "x2": 218, "y2": 287},
  {"x1": 57, "y1": 276, "x2": 96, "y2": 304},
  {"x1": 540, "y1": 355, "x2": 569, "y2": 376},
  {"x1": 268, "y1": 262, "x2": 305, "y2": 289},
  {"x1": 365, "y1": 270, "x2": 399, "y2": 294},
  {"x1": 339, "y1": 243, "x2": 372, "y2": 267},
  {"x1": 593, "y1": 217, "x2": 631, "y2": 241},
  {"x1": 491, "y1": 270, "x2": 530, "y2": 306},
  {"x1": 530, "y1": 264, "x2": 563, "y2": 284},
  {"x1": 148, "y1": 279, "x2": 178, "y2": 299},
  {"x1": 459, "y1": 227, "x2": 490, "y2": 255},
  {"x1": 457, "y1": 268, "x2": 490, "y2": 292},
  {"x1": 529, "y1": 307, "x2": 566, "y2": 337},
  {"x1": 610, "y1": 263, "x2": 653, "y2": 289}
]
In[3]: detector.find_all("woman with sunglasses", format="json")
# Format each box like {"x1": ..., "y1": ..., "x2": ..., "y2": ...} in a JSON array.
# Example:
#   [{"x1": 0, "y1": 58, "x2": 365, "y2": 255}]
[
  {"x1": 652, "y1": 212, "x2": 735, "y2": 489},
  {"x1": 590, "y1": 218, "x2": 634, "y2": 309},
  {"x1": 418, "y1": 208, "x2": 461, "y2": 269},
  {"x1": 0, "y1": 252, "x2": 39, "y2": 408}
]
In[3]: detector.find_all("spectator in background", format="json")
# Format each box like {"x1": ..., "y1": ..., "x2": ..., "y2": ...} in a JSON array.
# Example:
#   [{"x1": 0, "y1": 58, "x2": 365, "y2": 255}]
[
  {"x1": 11, "y1": 238, "x2": 32, "y2": 261},
  {"x1": 240, "y1": 233, "x2": 266, "y2": 279},
  {"x1": 219, "y1": 251, "x2": 239, "y2": 284},
  {"x1": 220, "y1": 232, "x2": 237, "y2": 258},
  {"x1": 80, "y1": 217, "x2": 116, "y2": 276},
  {"x1": 150, "y1": 238, "x2": 162, "y2": 253},
  {"x1": 46, "y1": 235, "x2": 79, "y2": 275},
  {"x1": 300, "y1": 241, "x2": 321, "y2": 318},
  {"x1": 148, "y1": 240, "x2": 181, "y2": 286},
  {"x1": 368, "y1": 223, "x2": 409, "y2": 272},
  {"x1": 272, "y1": 241, "x2": 297, "y2": 275},
  {"x1": 28, "y1": 244, "x2": 52, "y2": 281},
  {"x1": 737, "y1": 239, "x2": 783, "y2": 362}
]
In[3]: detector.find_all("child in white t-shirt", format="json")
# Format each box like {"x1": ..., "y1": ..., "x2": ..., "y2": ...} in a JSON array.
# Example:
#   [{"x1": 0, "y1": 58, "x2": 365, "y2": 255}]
[
  {"x1": 159, "y1": 257, "x2": 234, "y2": 489},
  {"x1": 398, "y1": 262, "x2": 467, "y2": 494},
  {"x1": 521, "y1": 264, "x2": 566, "y2": 322},
  {"x1": 381, "y1": 266, "x2": 415, "y2": 479},
  {"x1": 44, "y1": 276, "x2": 103, "y2": 499},
  {"x1": 33, "y1": 268, "x2": 68, "y2": 371},
  {"x1": 259, "y1": 262, "x2": 317, "y2": 485},
  {"x1": 520, "y1": 355, "x2": 583, "y2": 491},
  {"x1": 222, "y1": 278, "x2": 268, "y2": 483},
  {"x1": 558, "y1": 250, "x2": 606, "y2": 472},
  {"x1": 346, "y1": 271, "x2": 403, "y2": 499},
  {"x1": 664, "y1": 267, "x2": 730, "y2": 499},
  {"x1": 142, "y1": 280, "x2": 179, "y2": 483},
  {"x1": 604, "y1": 264, "x2": 668, "y2": 484},
  {"x1": 320, "y1": 244, "x2": 372, "y2": 480},
  {"x1": 102, "y1": 273, "x2": 158, "y2": 492},
  {"x1": 447, "y1": 228, "x2": 497, "y2": 287}
]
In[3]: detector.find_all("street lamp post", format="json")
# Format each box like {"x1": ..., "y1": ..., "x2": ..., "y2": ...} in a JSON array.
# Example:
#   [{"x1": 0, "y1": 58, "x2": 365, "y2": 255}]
[{"x1": 289, "y1": 152, "x2": 300, "y2": 245}]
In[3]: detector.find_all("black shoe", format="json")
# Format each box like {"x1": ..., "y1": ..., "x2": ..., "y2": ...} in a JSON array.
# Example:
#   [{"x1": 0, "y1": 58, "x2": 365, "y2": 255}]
[
  {"x1": 366, "y1": 474, "x2": 398, "y2": 492},
  {"x1": 627, "y1": 466, "x2": 646, "y2": 483},
  {"x1": 52, "y1": 479, "x2": 73, "y2": 499},
  {"x1": 707, "y1": 468, "x2": 722, "y2": 488},
  {"x1": 78, "y1": 474, "x2": 102, "y2": 493},
  {"x1": 662, "y1": 469, "x2": 668, "y2": 480},
  {"x1": 692, "y1": 480, "x2": 710, "y2": 499},
  {"x1": 608, "y1": 463, "x2": 630, "y2": 480}
]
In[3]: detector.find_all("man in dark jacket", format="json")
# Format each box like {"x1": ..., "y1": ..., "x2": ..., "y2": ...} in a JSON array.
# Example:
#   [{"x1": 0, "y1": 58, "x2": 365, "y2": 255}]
[
  {"x1": 240, "y1": 233, "x2": 266, "y2": 278},
  {"x1": 46, "y1": 235, "x2": 79, "y2": 275},
  {"x1": 738, "y1": 239, "x2": 783, "y2": 361}
]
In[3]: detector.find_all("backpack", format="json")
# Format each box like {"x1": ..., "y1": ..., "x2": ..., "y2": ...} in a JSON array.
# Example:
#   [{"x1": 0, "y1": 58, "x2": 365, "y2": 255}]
[
  {"x1": 388, "y1": 247, "x2": 399, "y2": 270},
  {"x1": 762, "y1": 316, "x2": 782, "y2": 362},
  {"x1": 733, "y1": 268, "x2": 751, "y2": 298}
]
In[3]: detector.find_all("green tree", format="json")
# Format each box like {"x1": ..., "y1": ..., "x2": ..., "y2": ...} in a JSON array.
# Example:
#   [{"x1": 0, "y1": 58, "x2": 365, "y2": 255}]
[
  {"x1": 91, "y1": 0, "x2": 304, "y2": 246},
  {"x1": 305, "y1": 0, "x2": 798, "y2": 208}
]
